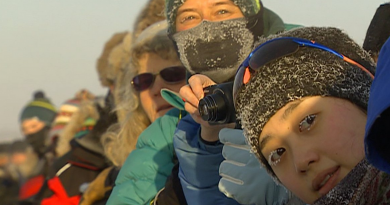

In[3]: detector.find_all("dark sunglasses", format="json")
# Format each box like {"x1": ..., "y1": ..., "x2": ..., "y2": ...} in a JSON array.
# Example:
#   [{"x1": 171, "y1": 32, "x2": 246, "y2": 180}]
[
  {"x1": 233, "y1": 37, "x2": 375, "y2": 104},
  {"x1": 131, "y1": 66, "x2": 186, "y2": 92}
]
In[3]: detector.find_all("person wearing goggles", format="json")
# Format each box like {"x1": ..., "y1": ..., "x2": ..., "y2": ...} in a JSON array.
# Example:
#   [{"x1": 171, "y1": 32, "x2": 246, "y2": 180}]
[{"x1": 232, "y1": 26, "x2": 390, "y2": 204}]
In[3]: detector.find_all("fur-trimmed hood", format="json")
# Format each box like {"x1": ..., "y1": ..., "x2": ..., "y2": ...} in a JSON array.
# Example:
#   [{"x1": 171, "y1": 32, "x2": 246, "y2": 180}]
[
  {"x1": 132, "y1": 0, "x2": 166, "y2": 39},
  {"x1": 96, "y1": 32, "x2": 128, "y2": 87},
  {"x1": 110, "y1": 32, "x2": 133, "y2": 123}
]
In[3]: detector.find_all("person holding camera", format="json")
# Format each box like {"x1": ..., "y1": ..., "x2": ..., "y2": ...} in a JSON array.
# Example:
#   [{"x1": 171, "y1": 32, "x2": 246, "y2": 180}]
[{"x1": 165, "y1": 0, "x2": 302, "y2": 204}]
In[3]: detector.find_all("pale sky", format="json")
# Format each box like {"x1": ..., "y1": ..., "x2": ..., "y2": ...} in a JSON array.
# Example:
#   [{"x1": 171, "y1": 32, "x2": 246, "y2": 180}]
[{"x1": 0, "y1": 0, "x2": 386, "y2": 142}]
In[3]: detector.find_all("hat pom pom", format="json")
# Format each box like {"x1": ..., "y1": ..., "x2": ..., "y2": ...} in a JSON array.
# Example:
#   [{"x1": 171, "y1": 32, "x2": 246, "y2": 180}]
[{"x1": 33, "y1": 90, "x2": 45, "y2": 99}]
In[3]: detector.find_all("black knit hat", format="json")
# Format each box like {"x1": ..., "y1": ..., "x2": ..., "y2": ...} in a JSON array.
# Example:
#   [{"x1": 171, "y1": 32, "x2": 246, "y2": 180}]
[
  {"x1": 235, "y1": 27, "x2": 376, "y2": 178},
  {"x1": 363, "y1": 3, "x2": 390, "y2": 59}
]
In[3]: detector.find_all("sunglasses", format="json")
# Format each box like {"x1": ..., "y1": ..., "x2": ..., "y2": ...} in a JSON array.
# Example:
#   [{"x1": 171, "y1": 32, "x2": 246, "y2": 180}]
[
  {"x1": 232, "y1": 37, "x2": 375, "y2": 104},
  {"x1": 131, "y1": 66, "x2": 186, "y2": 92}
]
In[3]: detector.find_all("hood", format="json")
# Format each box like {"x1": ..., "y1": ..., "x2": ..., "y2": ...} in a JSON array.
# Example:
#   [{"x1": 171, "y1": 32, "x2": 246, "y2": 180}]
[{"x1": 365, "y1": 37, "x2": 390, "y2": 173}]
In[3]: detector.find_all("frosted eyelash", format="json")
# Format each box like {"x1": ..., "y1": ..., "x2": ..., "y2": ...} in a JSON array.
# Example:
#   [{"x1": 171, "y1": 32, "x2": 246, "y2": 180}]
[{"x1": 268, "y1": 150, "x2": 281, "y2": 166}]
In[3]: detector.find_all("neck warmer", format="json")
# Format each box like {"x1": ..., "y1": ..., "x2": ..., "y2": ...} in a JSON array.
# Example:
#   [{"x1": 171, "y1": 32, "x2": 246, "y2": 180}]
[
  {"x1": 172, "y1": 18, "x2": 254, "y2": 83},
  {"x1": 314, "y1": 159, "x2": 390, "y2": 205},
  {"x1": 26, "y1": 126, "x2": 50, "y2": 157}
]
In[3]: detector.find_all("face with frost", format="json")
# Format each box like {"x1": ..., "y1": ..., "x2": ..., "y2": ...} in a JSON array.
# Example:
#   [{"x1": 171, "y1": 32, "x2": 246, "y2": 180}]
[
  {"x1": 172, "y1": 0, "x2": 254, "y2": 83},
  {"x1": 175, "y1": 0, "x2": 244, "y2": 32},
  {"x1": 259, "y1": 96, "x2": 366, "y2": 204}
]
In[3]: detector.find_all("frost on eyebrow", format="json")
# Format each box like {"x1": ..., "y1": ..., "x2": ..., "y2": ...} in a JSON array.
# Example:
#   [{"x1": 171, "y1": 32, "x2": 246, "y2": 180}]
[{"x1": 282, "y1": 99, "x2": 303, "y2": 120}]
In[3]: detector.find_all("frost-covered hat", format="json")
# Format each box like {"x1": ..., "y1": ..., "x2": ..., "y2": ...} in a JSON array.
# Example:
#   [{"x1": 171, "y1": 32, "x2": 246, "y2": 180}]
[
  {"x1": 165, "y1": 0, "x2": 262, "y2": 35},
  {"x1": 235, "y1": 27, "x2": 376, "y2": 177}
]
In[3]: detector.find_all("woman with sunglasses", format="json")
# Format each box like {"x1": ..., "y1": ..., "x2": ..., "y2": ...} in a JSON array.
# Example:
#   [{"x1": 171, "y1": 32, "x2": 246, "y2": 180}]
[
  {"x1": 106, "y1": 21, "x2": 189, "y2": 205},
  {"x1": 232, "y1": 27, "x2": 390, "y2": 204}
]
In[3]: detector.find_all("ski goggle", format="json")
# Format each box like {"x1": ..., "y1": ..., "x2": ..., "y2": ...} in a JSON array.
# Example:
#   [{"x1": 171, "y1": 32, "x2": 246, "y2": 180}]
[
  {"x1": 131, "y1": 66, "x2": 187, "y2": 92},
  {"x1": 233, "y1": 37, "x2": 374, "y2": 105}
]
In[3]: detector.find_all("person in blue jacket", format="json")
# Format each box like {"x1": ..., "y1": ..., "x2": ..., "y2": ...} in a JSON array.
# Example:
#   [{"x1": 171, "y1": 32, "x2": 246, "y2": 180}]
[
  {"x1": 166, "y1": 0, "x2": 302, "y2": 204},
  {"x1": 365, "y1": 37, "x2": 390, "y2": 173},
  {"x1": 363, "y1": 2, "x2": 390, "y2": 174}
]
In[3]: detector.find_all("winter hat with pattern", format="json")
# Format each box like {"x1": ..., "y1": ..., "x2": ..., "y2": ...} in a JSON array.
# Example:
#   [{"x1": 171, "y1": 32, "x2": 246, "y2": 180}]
[
  {"x1": 235, "y1": 27, "x2": 376, "y2": 178},
  {"x1": 74, "y1": 117, "x2": 97, "y2": 139},
  {"x1": 165, "y1": 0, "x2": 261, "y2": 35},
  {"x1": 48, "y1": 90, "x2": 95, "y2": 140},
  {"x1": 20, "y1": 91, "x2": 57, "y2": 126}
]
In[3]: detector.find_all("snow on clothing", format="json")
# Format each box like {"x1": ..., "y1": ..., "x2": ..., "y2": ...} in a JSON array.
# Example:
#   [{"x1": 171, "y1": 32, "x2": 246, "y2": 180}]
[
  {"x1": 174, "y1": 24, "x2": 304, "y2": 205},
  {"x1": 313, "y1": 159, "x2": 390, "y2": 205},
  {"x1": 365, "y1": 37, "x2": 390, "y2": 173},
  {"x1": 107, "y1": 108, "x2": 186, "y2": 205}
]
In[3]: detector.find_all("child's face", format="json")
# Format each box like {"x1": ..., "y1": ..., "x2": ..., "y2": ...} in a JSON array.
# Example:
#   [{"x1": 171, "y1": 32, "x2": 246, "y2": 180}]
[{"x1": 259, "y1": 96, "x2": 366, "y2": 204}]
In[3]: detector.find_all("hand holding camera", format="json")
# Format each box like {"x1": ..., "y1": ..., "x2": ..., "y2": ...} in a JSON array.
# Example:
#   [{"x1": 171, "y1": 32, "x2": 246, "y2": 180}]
[
  {"x1": 179, "y1": 74, "x2": 216, "y2": 125},
  {"x1": 180, "y1": 75, "x2": 235, "y2": 142},
  {"x1": 198, "y1": 81, "x2": 236, "y2": 125}
]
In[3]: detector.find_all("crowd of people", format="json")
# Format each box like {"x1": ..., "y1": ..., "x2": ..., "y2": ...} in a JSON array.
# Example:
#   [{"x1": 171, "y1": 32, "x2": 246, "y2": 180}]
[{"x1": 1, "y1": 0, "x2": 390, "y2": 204}]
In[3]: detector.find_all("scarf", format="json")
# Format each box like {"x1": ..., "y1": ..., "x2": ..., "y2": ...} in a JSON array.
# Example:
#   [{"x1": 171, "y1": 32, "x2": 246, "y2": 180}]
[{"x1": 314, "y1": 159, "x2": 390, "y2": 205}]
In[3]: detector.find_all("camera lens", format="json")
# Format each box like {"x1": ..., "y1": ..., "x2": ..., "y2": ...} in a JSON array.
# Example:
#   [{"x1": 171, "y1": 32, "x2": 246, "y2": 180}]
[
  {"x1": 198, "y1": 93, "x2": 227, "y2": 122},
  {"x1": 199, "y1": 97, "x2": 214, "y2": 121},
  {"x1": 198, "y1": 103, "x2": 209, "y2": 118},
  {"x1": 198, "y1": 82, "x2": 236, "y2": 124}
]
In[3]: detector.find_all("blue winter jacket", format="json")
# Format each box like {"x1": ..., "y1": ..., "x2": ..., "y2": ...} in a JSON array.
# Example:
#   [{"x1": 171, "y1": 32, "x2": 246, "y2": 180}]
[
  {"x1": 173, "y1": 14, "x2": 303, "y2": 205},
  {"x1": 107, "y1": 108, "x2": 185, "y2": 205},
  {"x1": 174, "y1": 115, "x2": 240, "y2": 205},
  {"x1": 365, "y1": 37, "x2": 390, "y2": 173}
]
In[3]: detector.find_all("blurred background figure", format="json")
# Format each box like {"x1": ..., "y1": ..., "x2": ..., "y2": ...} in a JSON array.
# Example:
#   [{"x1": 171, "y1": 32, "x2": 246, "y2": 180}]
[
  {"x1": 20, "y1": 91, "x2": 57, "y2": 158},
  {"x1": 54, "y1": 90, "x2": 95, "y2": 158},
  {"x1": 0, "y1": 143, "x2": 10, "y2": 171},
  {"x1": 35, "y1": 30, "x2": 130, "y2": 204},
  {"x1": 0, "y1": 142, "x2": 18, "y2": 205},
  {"x1": 18, "y1": 91, "x2": 57, "y2": 202},
  {"x1": 2, "y1": 140, "x2": 39, "y2": 205},
  {"x1": 78, "y1": 29, "x2": 133, "y2": 205}
]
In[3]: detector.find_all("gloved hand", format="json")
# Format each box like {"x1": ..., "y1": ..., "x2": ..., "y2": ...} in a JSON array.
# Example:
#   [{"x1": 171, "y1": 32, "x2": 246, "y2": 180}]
[{"x1": 218, "y1": 128, "x2": 290, "y2": 205}]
